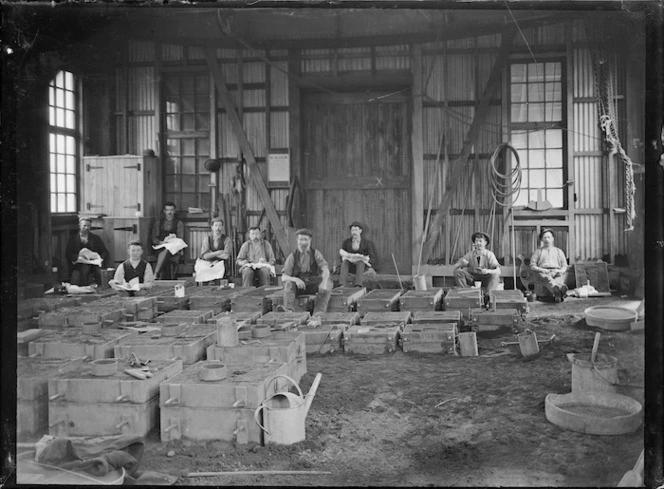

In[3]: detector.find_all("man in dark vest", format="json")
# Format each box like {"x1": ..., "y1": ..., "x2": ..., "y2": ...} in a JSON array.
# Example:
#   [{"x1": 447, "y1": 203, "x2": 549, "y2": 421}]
[
  {"x1": 65, "y1": 216, "x2": 111, "y2": 286},
  {"x1": 198, "y1": 216, "x2": 232, "y2": 279},
  {"x1": 109, "y1": 240, "x2": 155, "y2": 294},
  {"x1": 336, "y1": 220, "x2": 378, "y2": 287},
  {"x1": 279, "y1": 228, "x2": 333, "y2": 313},
  {"x1": 151, "y1": 201, "x2": 185, "y2": 279}
]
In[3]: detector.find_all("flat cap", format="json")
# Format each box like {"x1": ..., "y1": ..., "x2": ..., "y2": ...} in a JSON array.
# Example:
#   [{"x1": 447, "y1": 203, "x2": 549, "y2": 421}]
[
  {"x1": 471, "y1": 231, "x2": 491, "y2": 246},
  {"x1": 211, "y1": 216, "x2": 224, "y2": 224},
  {"x1": 78, "y1": 215, "x2": 93, "y2": 223},
  {"x1": 295, "y1": 228, "x2": 313, "y2": 237},
  {"x1": 349, "y1": 221, "x2": 363, "y2": 230}
]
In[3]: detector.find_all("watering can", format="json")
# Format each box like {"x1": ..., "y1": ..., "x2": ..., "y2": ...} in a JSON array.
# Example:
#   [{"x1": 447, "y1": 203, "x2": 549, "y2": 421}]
[{"x1": 254, "y1": 373, "x2": 322, "y2": 445}]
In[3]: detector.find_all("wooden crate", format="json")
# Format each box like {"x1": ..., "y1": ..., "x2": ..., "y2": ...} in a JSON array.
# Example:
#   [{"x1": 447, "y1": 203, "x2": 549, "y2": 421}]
[
  {"x1": 82, "y1": 154, "x2": 161, "y2": 218},
  {"x1": 154, "y1": 309, "x2": 215, "y2": 324},
  {"x1": 327, "y1": 287, "x2": 367, "y2": 312},
  {"x1": 17, "y1": 357, "x2": 85, "y2": 440},
  {"x1": 296, "y1": 323, "x2": 348, "y2": 354},
  {"x1": 311, "y1": 311, "x2": 361, "y2": 326},
  {"x1": 38, "y1": 305, "x2": 126, "y2": 329},
  {"x1": 411, "y1": 311, "x2": 463, "y2": 329},
  {"x1": 444, "y1": 287, "x2": 483, "y2": 310},
  {"x1": 488, "y1": 290, "x2": 529, "y2": 314},
  {"x1": 206, "y1": 332, "x2": 306, "y2": 384},
  {"x1": 28, "y1": 328, "x2": 138, "y2": 360},
  {"x1": 343, "y1": 324, "x2": 400, "y2": 354},
  {"x1": 469, "y1": 308, "x2": 523, "y2": 330},
  {"x1": 399, "y1": 323, "x2": 458, "y2": 354},
  {"x1": 114, "y1": 323, "x2": 217, "y2": 365},
  {"x1": 159, "y1": 360, "x2": 291, "y2": 444},
  {"x1": 232, "y1": 286, "x2": 278, "y2": 314},
  {"x1": 399, "y1": 288, "x2": 444, "y2": 311},
  {"x1": 256, "y1": 311, "x2": 310, "y2": 326},
  {"x1": 360, "y1": 311, "x2": 411, "y2": 328},
  {"x1": 356, "y1": 289, "x2": 403, "y2": 314}
]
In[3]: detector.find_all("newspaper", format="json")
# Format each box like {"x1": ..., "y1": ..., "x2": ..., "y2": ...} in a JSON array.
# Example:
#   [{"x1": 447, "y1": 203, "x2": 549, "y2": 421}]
[
  {"x1": 74, "y1": 248, "x2": 103, "y2": 267},
  {"x1": 194, "y1": 258, "x2": 226, "y2": 283},
  {"x1": 339, "y1": 249, "x2": 371, "y2": 267},
  {"x1": 152, "y1": 235, "x2": 188, "y2": 255}
]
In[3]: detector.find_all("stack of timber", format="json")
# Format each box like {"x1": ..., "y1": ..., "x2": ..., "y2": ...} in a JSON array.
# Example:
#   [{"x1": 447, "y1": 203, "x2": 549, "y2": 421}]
[
  {"x1": 207, "y1": 331, "x2": 307, "y2": 383},
  {"x1": 327, "y1": 287, "x2": 367, "y2": 312},
  {"x1": 48, "y1": 358, "x2": 183, "y2": 437},
  {"x1": 29, "y1": 327, "x2": 138, "y2": 360},
  {"x1": 311, "y1": 311, "x2": 361, "y2": 326},
  {"x1": 17, "y1": 357, "x2": 85, "y2": 440},
  {"x1": 443, "y1": 288, "x2": 483, "y2": 317},
  {"x1": 488, "y1": 289, "x2": 529, "y2": 314},
  {"x1": 17, "y1": 297, "x2": 82, "y2": 331},
  {"x1": 361, "y1": 311, "x2": 411, "y2": 329},
  {"x1": 153, "y1": 309, "x2": 215, "y2": 324},
  {"x1": 159, "y1": 360, "x2": 290, "y2": 444},
  {"x1": 188, "y1": 287, "x2": 254, "y2": 314},
  {"x1": 343, "y1": 323, "x2": 401, "y2": 354},
  {"x1": 296, "y1": 323, "x2": 348, "y2": 354},
  {"x1": 115, "y1": 323, "x2": 218, "y2": 365},
  {"x1": 88, "y1": 295, "x2": 159, "y2": 321},
  {"x1": 399, "y1": 288, "x2": 444, "y2": 311},
  {"x1": 356, "y1": 289, "x2": 403, "y2": 314},
  {"x1": 142, "y1": 286, "x2": 191, "y2": 312},
  {"x1": 411, "y1": 311, "x2": 463, "y2": 329},
  {"x1": 38, "y1": 304, "x2": 126, "y2": 329},
  {"x1": 400, "y1": 323, "x2": 458, "y2": 354}
]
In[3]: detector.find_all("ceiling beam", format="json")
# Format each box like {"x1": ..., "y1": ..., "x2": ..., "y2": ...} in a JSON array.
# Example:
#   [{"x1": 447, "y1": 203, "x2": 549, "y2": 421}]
[
  {"x1": 421, "y1": 26, "x2": 518, "y2": 264},
  {"x1": 205, "y1": 47, "x2": 290, "y2": 256}
]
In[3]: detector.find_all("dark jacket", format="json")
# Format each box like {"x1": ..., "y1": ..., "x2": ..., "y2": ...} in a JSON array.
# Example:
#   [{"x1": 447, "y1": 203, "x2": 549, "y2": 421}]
[
  {"x1": 340, "y1": 237, "x2": 378, "y2": 270},
  {"x1": 65, "y1": 232, "x2": 111, "y2": 268}
]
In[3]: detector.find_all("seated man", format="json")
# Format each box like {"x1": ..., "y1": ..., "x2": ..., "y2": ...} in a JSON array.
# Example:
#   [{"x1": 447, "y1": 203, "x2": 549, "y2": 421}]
[
  {"x1": 236, "y1": 226, "x2": 276, "y2": 287},
  {"x1": 109, "y1": 240, "x2": 155, "y2": 295},
  {"x1": 151, "y1": 201, "x2": 186, "y2": 279},
  {"x1": 336, "y1": 221, "x2": 378, "y2": 287},
  {"x1": 195, "y1": 217, "x2": 233, "y2": 283},
  {"x1": 65, "y1": 216, "x2": 111, "y2": 286},
  {"x1": 279, "y1": 228, "x2": 333, "y2": 314},
  {"x1": 453, "y1": 231, "x2": 501, "y2": 295},
  {"x1": 529, "y1": 228, "x2": 569, "y2": 302}
]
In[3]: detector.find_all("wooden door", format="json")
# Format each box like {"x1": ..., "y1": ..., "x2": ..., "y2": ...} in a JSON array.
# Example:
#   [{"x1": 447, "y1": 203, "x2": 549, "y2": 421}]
[{"x1": 302, "y1": 91, "x2": 411, "y2": 273}]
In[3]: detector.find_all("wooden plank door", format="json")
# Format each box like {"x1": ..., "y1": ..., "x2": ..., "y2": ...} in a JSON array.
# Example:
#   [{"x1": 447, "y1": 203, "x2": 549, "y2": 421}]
[{"x1": 302, "y1": 91, "x2": 411, "y2": 273}]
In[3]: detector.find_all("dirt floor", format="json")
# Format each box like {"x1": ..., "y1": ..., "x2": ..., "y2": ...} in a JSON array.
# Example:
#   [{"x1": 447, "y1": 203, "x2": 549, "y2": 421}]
[{"x1": 139, "y1": 296, "x2": 644, "y2": 487}]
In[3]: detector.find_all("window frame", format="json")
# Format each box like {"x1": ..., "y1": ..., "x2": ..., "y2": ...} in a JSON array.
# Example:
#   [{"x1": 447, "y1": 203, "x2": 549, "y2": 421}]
[
  {"x1": 507, "y1": 56, "x2": 569, "y2": 212},
  {"x1": 48, "y1": 70, "x2": 80, "y2": 215}
]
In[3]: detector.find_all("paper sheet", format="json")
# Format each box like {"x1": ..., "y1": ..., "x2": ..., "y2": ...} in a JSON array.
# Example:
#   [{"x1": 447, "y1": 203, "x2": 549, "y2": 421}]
[
  {"x1": 339, "y1": 249, "x2": 371, "y2": 267},
  {"x1": 152, "y1": 236, "x2": 188, "y2": 255},
  {"x1": 240, "y1": 262, "x2": 276, "y2": 276},
  {"x1": 194, "y1": 258, "x2": 226, "y2": 283},
  {"x1": 74, "y1": 248, "x2": 103, "y2": 267},
  {"x1": 109, "y1": 277, "x2": 141, "y2": 292}
]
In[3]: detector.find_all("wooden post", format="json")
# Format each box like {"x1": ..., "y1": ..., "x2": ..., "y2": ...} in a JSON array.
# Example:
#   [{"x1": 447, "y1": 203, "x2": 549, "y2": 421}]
[
  {"x1": 205, "y1": 47, "x2": 289, "y2": 256},
  {"x1": 422, "y1": 28, "x2": 517, "y2": 264},
  {"x1": 411, "y1": 45, "x2": 424, "y2": 266}
]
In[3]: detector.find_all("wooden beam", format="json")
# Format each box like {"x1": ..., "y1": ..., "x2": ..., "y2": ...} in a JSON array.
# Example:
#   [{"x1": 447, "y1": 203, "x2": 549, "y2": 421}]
[
  {"x1": 421, "y1": 28, "x2": 517, "y2": 264},
  {"x1": 205, "y1": 47, "x2": 290, "y2": 256},
  {"x1": 411, "y1": 45, "x2": 424, "y2": 266}
]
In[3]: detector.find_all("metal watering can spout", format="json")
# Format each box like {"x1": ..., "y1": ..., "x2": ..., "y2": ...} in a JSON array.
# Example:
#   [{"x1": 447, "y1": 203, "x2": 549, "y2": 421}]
[{"x1": 254, "y1": 373, "x2": 323, "y2": 444}]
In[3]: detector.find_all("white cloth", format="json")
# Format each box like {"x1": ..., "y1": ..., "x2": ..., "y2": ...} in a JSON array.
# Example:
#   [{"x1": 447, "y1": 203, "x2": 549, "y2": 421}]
[
  {"x1": 153, "y1": 236, "x2": 188, "y2": 255},
  {"x1": 109, "y1": 277, "x2": 141, "y2": 292},
  {"x1": 74, "y1": 248, "x2": 103, "y2": 267},
  {"x1": 239, "y1": 261, "x2": 276, "y2": 276},
  {"x1": 64, "y1": 283, "x2": 97, "y2": 294},
  {"x1": 194, "y1": 258, "x2": 226, "y2": 283}
]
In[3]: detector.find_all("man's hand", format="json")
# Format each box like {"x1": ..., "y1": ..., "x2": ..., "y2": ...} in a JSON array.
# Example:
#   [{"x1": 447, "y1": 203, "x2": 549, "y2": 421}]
[{"x1": 294, "y1": 277, "x2": 306, "y2": 289}]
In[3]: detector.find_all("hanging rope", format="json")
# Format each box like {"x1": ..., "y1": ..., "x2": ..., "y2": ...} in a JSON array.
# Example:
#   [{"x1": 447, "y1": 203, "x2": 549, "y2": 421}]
[{"x1": 586, "y1": 20, "x2": 636, "y2": 232}]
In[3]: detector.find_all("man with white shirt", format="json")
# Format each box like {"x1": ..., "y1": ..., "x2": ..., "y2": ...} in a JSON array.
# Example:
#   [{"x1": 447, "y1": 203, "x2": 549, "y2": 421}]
[
  {"x1": 453, "y1": 231, "x2": 501, "y2": 295},
  {"x1": 236, "y1": 226, "x2": 276, "y2": 287},
  {"x1": 336, "y1": 221, "x2": 378, "y2": 287},
  {"x1": 109, "y1": 240, "x2": 155, "y2": 295},
  {"x1": 529, "y1": 228, "x2": 569, "y2": 302},
  {"x1": 65, "y1": 216, "x2": 111, "y2": 286}
]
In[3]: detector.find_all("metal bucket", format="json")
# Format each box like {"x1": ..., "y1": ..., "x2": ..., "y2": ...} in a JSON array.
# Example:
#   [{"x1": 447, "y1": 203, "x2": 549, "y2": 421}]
[
  {"x1": 567, "y1": 353, "x2": 618, "y2": 393},
  {"x1": 458, "y1": 332, "x2": 478, "y2": 356},
  {"x1": 216, "y1": 317, "x2": 238, "y2": 346},
  {"x1": 412, "y1": 274, "x2": 427, "y2": 291},
  {"x1": 518, "y1": 329, "x2": 539, "y2": 357}
]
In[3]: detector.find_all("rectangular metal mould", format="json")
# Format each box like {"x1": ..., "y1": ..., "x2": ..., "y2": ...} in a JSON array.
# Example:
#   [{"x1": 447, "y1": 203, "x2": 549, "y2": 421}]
[
  {"x1": 399, "y1": 288, "x2": 444, "y2": 311},
  {"x1": 343, "y1": 324, "x2": 401, "y2": 354},
  {"x1": 356, "y1": 289, "x2": 403, "y2": 314},
  {"x1": 400, "y1": 323, "x2": 458, "y2": 354},
  {"x1": 28, "y1": 328, "x2": 139, "y2": 360}
]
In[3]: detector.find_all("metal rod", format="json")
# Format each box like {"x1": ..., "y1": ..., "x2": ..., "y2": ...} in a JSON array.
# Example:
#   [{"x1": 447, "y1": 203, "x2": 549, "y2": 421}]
[
  {"x1": 185, "y1": 470, "x2": 332, "y2": 477},
  {"x1": 391, "y1": 253, "x2": 403, "y2": 292}
]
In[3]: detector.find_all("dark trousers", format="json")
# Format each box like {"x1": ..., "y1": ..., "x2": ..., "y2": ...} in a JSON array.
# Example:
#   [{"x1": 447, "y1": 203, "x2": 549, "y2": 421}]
[
  {"x1": 283, "y1": 276, "x2": 333, "y2": 313},
  {"x1": 339, "y1": 261, "x2": 367, "y2": 286},
  {"x1": 70, "y1": 264, "x2": 102, "y2": 286}
]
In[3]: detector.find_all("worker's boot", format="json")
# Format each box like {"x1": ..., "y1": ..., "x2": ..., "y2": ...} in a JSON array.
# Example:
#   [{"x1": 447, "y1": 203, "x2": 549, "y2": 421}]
[{"x1": 313, "y1": 288, "x2": 331, "y2": 314}]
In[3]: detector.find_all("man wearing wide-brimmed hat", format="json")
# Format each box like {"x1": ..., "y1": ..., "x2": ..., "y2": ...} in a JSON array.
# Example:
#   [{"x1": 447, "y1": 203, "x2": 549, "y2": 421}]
[
  {"x1": 453, "y1": 231, "x2": 501, "y2": 294},
  {"x1": 65, "y1": 215, "x2": 111, "y2": 286},
  {"x1": 279, "y1": 228, "x2": 333, "y2": 313},
  {"x1": 336, "y1": 220, "x2": 378, "y2": 287},
  {"x1": 529, "y1": 228, "x2": 569, "y2": 302}
]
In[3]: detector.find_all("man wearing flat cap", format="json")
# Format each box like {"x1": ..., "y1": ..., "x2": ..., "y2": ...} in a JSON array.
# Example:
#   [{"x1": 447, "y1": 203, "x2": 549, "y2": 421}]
[
  {"x1": 529, "y1": 228, "x2": 569, "y2": 302},
  {"x1": 279, "y1": 228, "x2": 333, "y2": 313},
  {"x1": 65, "y1": 216, "x2": 111, "y2": 286},
  {"x1": 453, "y1": 231, "x2": 501, "y2": 294},
  {"x1": 336, "y1": 221, "x2": 378, "y2": 287},
  {"x1": 195, "y1": 216, "x2": 233, "y2": 282}
]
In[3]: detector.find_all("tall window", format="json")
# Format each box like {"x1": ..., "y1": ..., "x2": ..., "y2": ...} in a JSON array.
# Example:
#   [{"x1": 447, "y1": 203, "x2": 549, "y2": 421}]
[
  {"x1": 509, "y1": 61, "x2": 566, "y2": 209},
  {"x1": 49, "y1": 70, "x2": 78, "y2": 213}
]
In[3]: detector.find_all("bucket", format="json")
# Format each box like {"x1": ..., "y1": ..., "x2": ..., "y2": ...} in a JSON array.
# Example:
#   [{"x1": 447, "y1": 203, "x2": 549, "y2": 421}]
[
  {"x1": 254, "y1": 373, "x2": 322, "y2": 445},
  {"x1": 413, "y1": 274, "x2": 427, "y2": 291},
  {"x1": 216, "y1": 317, "x2": 238, "y2": 346},
  {"x1": 458, "y1": 332, "x2": 478, "y2": 356},
  {"x1": 567, "y1": 353, "x2": 618, "y2": 393},
  {"x1": 518, "y1": 329, "x2": 539, "y2": 357}
]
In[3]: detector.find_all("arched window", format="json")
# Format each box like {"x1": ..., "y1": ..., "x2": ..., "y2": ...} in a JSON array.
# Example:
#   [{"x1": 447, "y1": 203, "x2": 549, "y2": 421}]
[{"x1": 49, "y1": 70, "x2": 78, "y2": 213}]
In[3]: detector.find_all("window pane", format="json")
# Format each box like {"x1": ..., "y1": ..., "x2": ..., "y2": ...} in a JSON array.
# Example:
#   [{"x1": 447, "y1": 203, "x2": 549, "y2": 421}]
[
  {"x1": 165, "y1": 175, "x2": 179, "y2": 192},
  {"x1": 546, "y1": 169, "x2": 564, "y2": 187},
  {"x1": 66, "y1": 135, "x2": 75, "y2": 155},
  {"x1": 51, "y1": 194, "x2": 57, "y2": 213},
  {"x1": 56, "y1": 108, "x2": 65, "y2": 127},
  {"x1": 182, "y1": 114, "x2": 195, "y2": 131},
  {"x1": 57, "y1": 154, "x2": 66, "y2": 173},
  {"x1": 528, "y1": 83, "x2": 545, "y2": 102},
  {"x1": 548, "y1": 102, "x2": 562, "y2": 121},
  {"x1": 181, "y1": 95, "x2": 194, "y2": 113},
  {"x1": 545, "y1": 62, "x2": 560, "y2": 79},
  {"x1": 50, "y1": 154, "x2": 56, "y2": 172},
  {"x1": 50, "y1": 173, "x2": 56, "y2": 192},
  {"x1": 49, "y1": 106, "x2": 55, "y2": 126},
  {"x1": 545, "y1": 130, "x2": 562, "y2": 148},
  {"x1": 201, "y1": 193, "x2": 211, "y2": 211},
  {"x1": 529, "y1": 169, "x2": 545, "y2": 188},
  {"x1": 182, "y1": 139, "x2": 195, "y2": 156},
  {"x1": 65, "y1": 90, "x2": 75, "y2": 110},
  {"x1": 513, "y1": 190, "x2": 527, "y2": 207},
  {"x1": 528, "y1": 103, "x2": 545, "y2": 121},
  {"x1": 511, "y1": 104, "x2": 528, "y2": 122},
  {"x1": 66, "y1": 155, "x2": 76, "y2": 173},
  {"x1": 181, "y1": 193, "x2": 196, "y2": 209},
  {"x1": 528, "y1": 130, "x2": 546, "y2": 148},
  {"x1": 57, "y1": 193, "x2": 66, "y2": 212},
  {"x1": 65, "y1": 71, "x2": 74, "y2": 91},
  {"x1": 56, "y1": 134, "x2": 65, "y2": 153},
  {"x1": 182, "y1": 157, "x2": 196, "y2": 174},
  {"x1": 66, "y1": 174, "x2": 76, "y2": 192},
  {"x1": 195, "y1": 114, "x2": 209, "y2": 131},
  {"x1": 528, "y1": 150, "x2": 546, "y2": 168},
  {"x1": 511, "y1": 131, "x2": 528, "y2": 149},
  {"x1": 197, "y1": 138, "x2": 210, "y2": 155},
  {"x1": 66, "y1": 110, "x2": 75, "y2": 130},
  {"x1": 56, "y1": 88, "x2": 64, "y2": 108},
  {"x1": 164, "y1": 157, "x2": 176, "y2": 174},
  {"x1": 511, "y1": 64, "x2": 527, "y2": 82},
  {"x1": 510, "y1": 84, "x2": 527, "y2": 103},
  {"x1": 195, "y1": 75, "x2": 209, "y2": 92},
  {"x1": 67, "y1": 194, "x2": 76, "y2": 212},
  {"x1": 166, "y1": 140, "x2": 180, "y2": 156},
  {"x1": 195, "y1": 96, "x2": 209, "y2": 113},
  {"x1": 546, "y1": 149, "x2": 563, "y2": 167},
  {"x1": 57, "y1": 174, "x2": 66, "y2": 192},
  {"x1": 182, "y1": 77, "x2": 194, "y2": 93},
  {"x1": 181, "y1": 175, "x2": 196, "y2": 192},
  {"x1": 528, "y1": 63, "x2": 545, "y2": 82},
  {"x1": 199, "y1": 174, "x2": 210, "y2": 191},
  {"x1": 548, "y1": 189, "x2": 564, "y2": 208}
]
